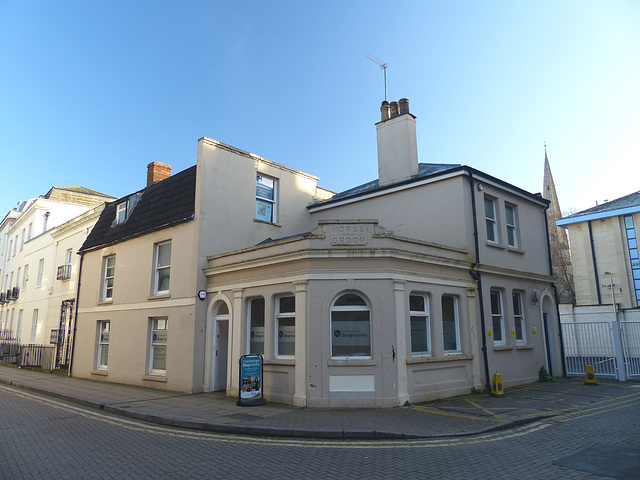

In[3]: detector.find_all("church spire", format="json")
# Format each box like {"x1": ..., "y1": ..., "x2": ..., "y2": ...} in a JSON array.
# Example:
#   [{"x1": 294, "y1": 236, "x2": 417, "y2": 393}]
[{"x1": 543, "y1": 147, "x2": 575, "y2": 304}]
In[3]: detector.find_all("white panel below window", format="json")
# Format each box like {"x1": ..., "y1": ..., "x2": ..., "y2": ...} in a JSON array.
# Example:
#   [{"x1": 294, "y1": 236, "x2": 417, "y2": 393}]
[{"x1": 329, "y1": 375, "x2": 375, "y2": 392}]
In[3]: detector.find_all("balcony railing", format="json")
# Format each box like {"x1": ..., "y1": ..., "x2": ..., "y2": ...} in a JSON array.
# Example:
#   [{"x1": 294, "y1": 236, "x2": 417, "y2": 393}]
[{"x1": 56, "y1": 264, "x2": 72, "y2": 281}]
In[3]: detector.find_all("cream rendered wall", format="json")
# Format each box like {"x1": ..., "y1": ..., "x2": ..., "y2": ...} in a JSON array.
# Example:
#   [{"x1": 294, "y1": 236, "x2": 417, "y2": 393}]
[
  {"x1": 195, "y1": 138, "x2": 329, "y2": 393},
  {"x1": 472, "y1": 180, "x2": 550, "y2": 276},
  {"x1": 310, "y1": 175, "x2": 473, "y2": 253},
  {"x1": 73, "y1": 221, "x2": 198, "y2": 392},
  {"x1": 18, "y1": 232, "x2": 54, "y2": 343},
  {"x1": 47, "y1": 207, "x2": 104, "y2": 346}
]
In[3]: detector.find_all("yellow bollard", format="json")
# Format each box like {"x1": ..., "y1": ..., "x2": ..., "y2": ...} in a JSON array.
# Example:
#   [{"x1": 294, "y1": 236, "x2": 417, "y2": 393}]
[
  {"x1": 584, "y1": 365, "x2": 598, "y2": 385},
  {"x1": 490, "y1": 371, "x2": 504, "y2": 397}
]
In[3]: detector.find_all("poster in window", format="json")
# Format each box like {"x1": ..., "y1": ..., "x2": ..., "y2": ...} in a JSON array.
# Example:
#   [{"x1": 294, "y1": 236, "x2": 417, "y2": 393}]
[
  {"x1": 256, "y1": 176, "x2": 274, "y2": 200},
  {"x1": 255, "y1": 200, "x2": 273, "y2": 222}
]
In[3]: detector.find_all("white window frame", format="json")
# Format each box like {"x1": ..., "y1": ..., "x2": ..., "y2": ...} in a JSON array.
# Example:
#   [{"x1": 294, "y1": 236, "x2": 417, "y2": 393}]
[
  {"x1": 149, "y1": 317, "x2": 168, "y2": 375},
  {"x1": 27, "y1": 222, "x2": 33, "y2": 240},
  {"x1": 505, "y1": 203, "x2": 518, "y2": 248},
  {"x1": 442, "y1": 295, "x2": 461, "y2": 354},
  {"x1": 512, "y1": 291, "x2": 526, "y2": 344},
  {"x1": 490, "y1": 289, "x2": 506, "y2": 346},
  {"x1": 153, "y1": 241, "x2": 171, "y2": 295},
  {"x1": 248, "y1": 297, "x2": 265, "y2": 355},
  {"x1": 13, "y1": 235, "x2": 17, "y2": 256},
  {"x1": 97, "y1": 321, "x2": 110, "y2": 370},
  {"x1": 36, "y1": 258, "x2": 45, "y2": 288},
  {"x1": 22, "y1": 264, "x2": 28, "y2": 291},
  {"x1": 16, "y1": 309, "x2": 23, "y2": 343},
  {"x1": 275, "y1": 295, "x2": 295, "y2": 358},
  {"x1": 409, "y1": 293, "x2": 431, "y2": 355},
  {"x1": 115, "y1": 202, "x2": 128, "y2": 225},
  {"x1": 30, "y1": 309, "x2": 38, "y2": 343},
  {"x1": 330, "y1": 293, "x2": 371, "y2": 359},
  {"x1": 20, "y1": 229, "x2": 25, "y2": 251},
  {"x1": 484, "y1": 196, "x2": 498, "y2": 243},
  {"x1": 256, "y1": 174, "x2": 278, "y2": 223},
  {"x1": 15, "y1": 267, "x2": 20, "y2": 288},
  {"x1": 102, "y1": 255, "x2": 116, "y2": 301}
]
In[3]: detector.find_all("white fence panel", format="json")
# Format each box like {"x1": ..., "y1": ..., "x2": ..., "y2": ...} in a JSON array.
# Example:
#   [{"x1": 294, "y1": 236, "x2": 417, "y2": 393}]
[
  {"x1": 561, "y1": 322, "x2": 617, "y2": 378},
  {"x1": 622, "y1": 321, "x2": 640, "y2": 378}
]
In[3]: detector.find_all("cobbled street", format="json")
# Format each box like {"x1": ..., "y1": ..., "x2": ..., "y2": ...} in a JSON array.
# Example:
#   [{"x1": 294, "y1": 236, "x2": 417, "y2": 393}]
[{"x1": 1, "y1": 385, "x2": 639, "y2": 479}]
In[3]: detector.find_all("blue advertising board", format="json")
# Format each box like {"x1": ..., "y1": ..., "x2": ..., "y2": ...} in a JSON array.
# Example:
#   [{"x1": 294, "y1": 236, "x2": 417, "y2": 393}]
[{"x1": 237, "y1": 354, "x2": 266, "y2": 406}]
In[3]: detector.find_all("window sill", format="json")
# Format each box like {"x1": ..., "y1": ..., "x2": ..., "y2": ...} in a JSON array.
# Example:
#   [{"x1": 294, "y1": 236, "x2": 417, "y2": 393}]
[
  {"x1": 507, "y1": 246, "x2": 525, "y2": 254},
  {"x1": 486, "y1": 241, "x2": 506, "y2": 250},
  {"x1": 407, "y1": 354, "x2": 473, "y2": 364},
  {"x1": 493, "y1": 345, "x2": 513, "y2": 351},
  {"x1": 264, "y1": 358, "x2": 295, "y2": 366},
  {"x1": 515, "y1": 344, "x2": 534, "y2": 350},
  {"x1": 97, "y1": 299, "x2": 113, "y2": 306},
  {"x1": 91, "y1": 369, "x2": 108, "y2": 376},
  {"x1": 328, "y1": 358, "x2": 376, "y2": 366},
  {"x1": 148, "y1": 293, "x2": 171, "y2": 301},
  {"x1": 143, "y1": 374, "x2": 167, "y2": 382},
  {"x1": 254, "y1": 219, "x2": 281, "y2": 227}
]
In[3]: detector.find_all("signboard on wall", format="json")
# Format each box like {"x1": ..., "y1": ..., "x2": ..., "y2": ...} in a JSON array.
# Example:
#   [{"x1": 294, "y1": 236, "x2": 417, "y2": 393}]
[{"x1": 237, "y1": 354, "x2": 266, "y2": 406}]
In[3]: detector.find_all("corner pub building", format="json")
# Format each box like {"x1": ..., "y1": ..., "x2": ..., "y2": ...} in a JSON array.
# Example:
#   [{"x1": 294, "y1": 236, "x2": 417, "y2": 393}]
[{"x1": 72, "y1": 99, "x2": 562, "y2": 408}]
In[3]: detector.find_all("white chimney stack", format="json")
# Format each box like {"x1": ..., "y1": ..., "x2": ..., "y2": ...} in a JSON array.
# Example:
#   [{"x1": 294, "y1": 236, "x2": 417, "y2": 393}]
[{"x1": 376, "y1": 98, "x2": 419, "y2": 187}]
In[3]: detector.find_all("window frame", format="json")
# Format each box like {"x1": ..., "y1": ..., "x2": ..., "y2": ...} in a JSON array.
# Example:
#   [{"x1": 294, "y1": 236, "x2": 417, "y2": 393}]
[
  {"x1": 153, "y1": 241, "x2": 171, "y2": 295},
  {"x1": 505, "y1": 203, "x2": 518, "y2": 248},
  {"x1": 22, "y1": 264, "x2": 28, "y2": 291},
  {"x1": 97, "y1": 321, "x2": 110, "y2": 370},
  {"x1": 102, "y1": 255, "x2": 116, "y2": 301},
  {"x1": 484, "y1": 196, "x2": 498, "y2": 244},
  {"x1": 247, "y1": 297, "x2": 266, "y2": 355},
  {"x1": 275, "y1": 295, "x2": 295, "y2": 358},
  {"x1": 490, "y1": 289, "x2": 506, "y2": 346},
  {"x1": 442, "y1": 295, "x2": 461, "y2": 354},
  {"x1": 149, "y1": 317, "x2": 168, "y2": 375},
  {"x1": 256, "y1": 173, "x2": 278, "y2": 223},
  {"x1": 30, "y1": 309, "x2": 38, "y2": 343},
  {"x1": 36, "y1": 258, "x2": 45, "y2": 288},
  {"x1": 115, "y1": 202, "x2": 128, "y2": 225},
  {"x1": 512, "y1": 291, "x2": 526, "y2": 344},
  {"x1": 409, "y1": 293, "x2": 431, "y2": 356},
  {"x1": 330, "y1": 292, "x2": 372, "y2": 359}
]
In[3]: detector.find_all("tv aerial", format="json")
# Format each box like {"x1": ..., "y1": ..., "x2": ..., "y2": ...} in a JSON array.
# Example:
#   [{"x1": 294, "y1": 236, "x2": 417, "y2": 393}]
[{"x1": 367, "y1": 55, "x2": 388, "y2": 101}]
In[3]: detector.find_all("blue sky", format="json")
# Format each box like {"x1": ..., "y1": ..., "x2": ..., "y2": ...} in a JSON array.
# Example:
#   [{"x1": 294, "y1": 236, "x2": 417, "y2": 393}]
[{"x1": 1, "y1": 1, "x2": 638, "y2": 216}]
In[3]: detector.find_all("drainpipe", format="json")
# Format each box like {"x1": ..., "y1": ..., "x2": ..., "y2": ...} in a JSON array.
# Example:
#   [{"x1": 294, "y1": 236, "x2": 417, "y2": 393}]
[
  {"x1": 68, "y1": 251, "x2": 84, "y2": 377},
  {"x1": 588, "y1": 221, "x2": 602, "y2": 304},
  {"x1": 543, "y1": 205, "x2": 566, "y2": 377},
  {"x1": 467, "y1": 169, "x2": 491, "y2": 391}
]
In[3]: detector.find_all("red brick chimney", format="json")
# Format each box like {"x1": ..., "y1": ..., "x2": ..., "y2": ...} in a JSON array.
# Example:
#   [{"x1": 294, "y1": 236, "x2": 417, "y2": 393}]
[{"x1": 147, "y1": 161, "x2": 172, "y2": 186}]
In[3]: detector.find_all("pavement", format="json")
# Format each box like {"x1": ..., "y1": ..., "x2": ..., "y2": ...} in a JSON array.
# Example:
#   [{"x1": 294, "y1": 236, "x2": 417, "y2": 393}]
[{"x1": 1, "y1": 364, "x2": 639, "y2": 440}]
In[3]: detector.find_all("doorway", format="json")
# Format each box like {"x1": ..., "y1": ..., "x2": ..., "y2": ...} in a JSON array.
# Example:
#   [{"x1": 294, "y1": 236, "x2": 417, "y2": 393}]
[{"x1": 213, "y1": 303, "x2": 230, "y2": 392}]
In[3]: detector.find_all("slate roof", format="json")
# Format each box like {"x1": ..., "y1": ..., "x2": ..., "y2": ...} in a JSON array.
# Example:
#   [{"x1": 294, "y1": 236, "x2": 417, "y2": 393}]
[
  {"x1": 318, "y1": 163, "x2": 462, "y2": 204},
  {"x1": 560, "y1": 190, "x2": 640, "y2": 221},
  {"x1": 80, "y1": 166, "x2": 196, "y2": 252}
]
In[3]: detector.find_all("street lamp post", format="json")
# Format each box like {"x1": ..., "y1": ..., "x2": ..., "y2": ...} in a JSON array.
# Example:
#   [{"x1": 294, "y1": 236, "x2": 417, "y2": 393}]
[{"x1": 604, "y1": 271, "x2": 627, "y2": 381}]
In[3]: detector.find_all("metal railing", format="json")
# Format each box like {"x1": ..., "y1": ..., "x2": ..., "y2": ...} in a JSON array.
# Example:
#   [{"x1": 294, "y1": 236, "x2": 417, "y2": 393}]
[
  {"x1": 20, "y1": 345, "x2": 56, "y2": 370},
  {"x1": 561, "y1": 321, "x2": 617, "y2": 378},
  {"x1": 622, "y1": 321, "x2": 640, "y2": 378}
]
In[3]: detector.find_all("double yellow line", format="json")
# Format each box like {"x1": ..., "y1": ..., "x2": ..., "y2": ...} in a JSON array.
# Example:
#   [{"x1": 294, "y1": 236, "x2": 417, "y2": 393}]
[{"x1": 1, "y1": 385, "x2": 638, "y2": 450}]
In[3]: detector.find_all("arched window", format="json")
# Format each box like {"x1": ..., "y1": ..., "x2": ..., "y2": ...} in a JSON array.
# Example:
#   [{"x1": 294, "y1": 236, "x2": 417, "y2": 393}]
[{"x1": 331, "y1": 293, "x2": 371, "y2": 358}]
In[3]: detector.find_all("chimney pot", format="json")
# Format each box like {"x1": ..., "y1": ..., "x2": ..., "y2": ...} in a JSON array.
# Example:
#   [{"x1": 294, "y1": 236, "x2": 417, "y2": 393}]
[
  {"x1": 147, "y1": 161, "x2": 172, "y2": 187},
  {"x1": 399, "y1": 98, "x2": 410, "y2": 115},
  {"x1": 390, "y1": 101, "x2": 400, "y2": 118},
  {"x1": 380, "y1": 101, "x2": 390, "y2": 121}
]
